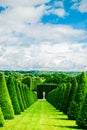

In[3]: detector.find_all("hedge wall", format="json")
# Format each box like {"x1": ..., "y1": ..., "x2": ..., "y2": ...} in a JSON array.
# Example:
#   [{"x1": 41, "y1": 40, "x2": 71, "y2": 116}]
[
  {"x1": 7, "y1": 75, "x2": 21, "y2": 115},
  {"x1": 0, "y1": 72, "x2": 14, "y2": 119},
  {"x1": 0, "y1": 107, "x2": 4, "y2": 127}
]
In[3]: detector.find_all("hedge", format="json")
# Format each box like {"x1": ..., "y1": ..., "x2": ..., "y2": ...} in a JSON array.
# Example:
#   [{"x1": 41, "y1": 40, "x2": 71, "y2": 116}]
[
  {"x1": 7, "y1": 75, "x2": 21, "y2": 115},
  {"x1": 0, "y1": 72, "x2": 14, "y2": 119},
  {"x1": 15, "y1": 81, "x2": 25, "y2": 112},
  {"x1": 0, "y1": 107, "x2": 4, "y2": 127}
]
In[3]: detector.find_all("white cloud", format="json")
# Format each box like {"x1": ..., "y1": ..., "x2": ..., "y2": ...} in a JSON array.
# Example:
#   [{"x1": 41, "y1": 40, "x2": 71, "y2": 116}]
[
  {"x1": 0, "y1": 0, "x2": 87, "y2": 71},
  {"x1": 0, "y1": 5, "x2": 46, "y2": 24},
  {"x1": 79, "y1": 0, "x2": 87, "y2": 13},
  {"x1": 46, "y1": 1, "x2": 68, "y2": 18},
  {"x1": 54, "y1": 1, "x2": 64, "y2": 8},
  {"x1": 0, "y1": 42, "x2": 87, "y2": 71},
  {"x1": 52, "y1": 8, "x2": 68, "y2": 18},
  {"x1": 71, "y1": 0, "x2": 87, "y2": 13},
  {"x1": 0, "y1": 0, "x2": 50, "y2": 6}
]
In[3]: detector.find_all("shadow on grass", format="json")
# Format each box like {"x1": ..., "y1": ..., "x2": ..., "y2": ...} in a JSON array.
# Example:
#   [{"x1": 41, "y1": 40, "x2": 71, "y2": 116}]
[
  {"x1": 59, "y1": 126, "x2": 82, "y2": 130},
  {"x1": 52, "y1": 117, "x2": 69, "y2": 120},
  {"x1": 42, "y1": 124, "x2": 81, "y2": 129}
]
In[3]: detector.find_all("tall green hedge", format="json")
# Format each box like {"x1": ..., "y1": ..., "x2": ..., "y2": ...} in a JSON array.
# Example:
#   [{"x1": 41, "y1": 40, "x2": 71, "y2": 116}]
[
  {"x1": 15, "y1": 81, "x2": 25, "y2": 112},
  {"x1": 59, "y1": 84, "x2": 66, "y2": 111},
  {"x1": 26, "y1": 89, "x2": 37, "y2": 106},
  {"x1": 76, "y1": 92, "x2": 87, "y2": 129},
  {"x1": 22, "y1": 84, "x2": 29, "y2": 108},
  {"x1": 18, "y1": 83, "x2": 27, "y2": 109},
  {"x1": 62, "y1": 82, "x2": 71, "y2": 114},
  {"x1": 56, "y1": 84, "x2": 65, "y2": 110},
  {"x1": 76, "y1": 72, "x2": 87, "y2": 118},
  {"x1": 7, "y1": 75, "x2": 21, "y2": 115},
  {"x1": 0, "y1": 72, "x2": 14, "y2": 119},
  {"x1": 0, "y1": 107, "x2": 4, "y2": 127},
  {"x1": 67, "y1": 77, "x2": 78, "y2": 120},
  {"x1": 22, "y1": 76, "x2": 32, "y2": 89},
  {"x1": 76, "y1": 72, "x2": 87, "y2": 128}
]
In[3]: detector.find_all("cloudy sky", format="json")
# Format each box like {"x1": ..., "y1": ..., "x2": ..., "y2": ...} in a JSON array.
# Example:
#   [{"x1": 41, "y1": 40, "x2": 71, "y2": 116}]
[{"x1": 0, "y1": 0, "x2": 87, "y2": 71}]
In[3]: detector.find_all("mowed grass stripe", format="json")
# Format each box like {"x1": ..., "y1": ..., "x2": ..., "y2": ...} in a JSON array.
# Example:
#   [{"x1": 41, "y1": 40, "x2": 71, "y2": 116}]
[{"x1": 0, "y1": 100, "x2": 81, "y2": 130}]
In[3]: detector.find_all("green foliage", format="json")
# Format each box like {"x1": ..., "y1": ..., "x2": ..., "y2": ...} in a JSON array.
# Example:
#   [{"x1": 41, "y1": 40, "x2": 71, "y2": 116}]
[
  {"x1": 18, "y1": 83, "x2": 27, "y2": 109},
  {"x1": 40, "y1": 73, "x2": 70, "y2": 84},
  {"x1": 75, "y1": 72, "x2": 87, "y2": 119},
  {"x1": 67, "y1": 77, "x2": 78, "y2": 120},
  {"x1": 31, "y1": 76, "x2": 44, "y2": 91},
  {"x1": 67, "y1": 100, "x2": 77, "y2": 120},
  {"x1": 26, "y1": 89, "x2": 37, "y2": 106},
  {"x1": 76, "y1": 93, "x2": 87, "y2": 129},
  {"x1": 0, "y1": 72, "x2": 14, "y2": 119},
  {"x1": 59, "y1": 84, "x2": 66, "y2": 111},
  {"x1": 7, "y1": 75, "x2": 21, "y2": 115},
  {"x1": 22, "y1": 76, "x2": 32, "y2": 89},
  {"x1": 0, "y1": 107, "x2": 4, "y2": 127},
  {"x1": 46, "y1": 88, "x2": 58, "y2": 107},
  {"x1": 15, "y1": 81, "x2": 25, "y2": 112},
  {"x1": 56, "y1": 84, "x2": 65, "y2": 110},
  {"x1": 62, "y1": 82, "x2": 71, "y2": 114},
  {"x1": 22, "y1": 84, "x2": 29, "y2": 108}
]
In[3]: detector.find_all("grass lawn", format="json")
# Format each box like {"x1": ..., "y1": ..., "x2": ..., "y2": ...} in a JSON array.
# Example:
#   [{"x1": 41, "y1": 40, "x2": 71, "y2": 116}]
[{"x1": 0, "y1": 100, "x2": 82, "y2": 130}]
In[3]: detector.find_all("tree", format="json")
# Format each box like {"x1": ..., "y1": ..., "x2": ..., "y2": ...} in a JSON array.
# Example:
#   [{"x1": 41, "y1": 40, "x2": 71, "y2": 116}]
[
  {"x1": 18, "y1": 83, "x2": 27, "y2": 109},
  {"x1": 76, "y1": 92, "x2": 87, "y2": 129},
  {"x1": 15, "y1": 81, "x2": 25, "y2": 112},
  {"x1": 22, "y1": 76, "x2": 32, "y2": 89},
  {"x1": 0, "y1": 107, "x2": 4, "y2": 127},
  {"x1": 0, "y1": 72, "x2": 14, "y2": 119},
  {"x1": 7, "y1": 75, "x2": 21, "y2": 115},
  {"x1": 62, "y1": 82, "x2": 71, "y2": 114},
  {"x1": 67, "y1": 77, "x2": 78, "y2": 119},
  {"x1": 75, "y1": 72, "x2": 87, "y2": 118}
]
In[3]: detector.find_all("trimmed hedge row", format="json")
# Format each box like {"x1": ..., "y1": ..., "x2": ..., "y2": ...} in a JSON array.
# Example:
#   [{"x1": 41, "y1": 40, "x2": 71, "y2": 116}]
[
  {"x1": 0, "y1": 107, "x2": 4, "y2": 127},
  {"x1": 0, "y1": 72, "x2": 37, "y2": 127},
  {"x1": 46, "y1": 72, "x2": 87, "y2": 129},
  {"x1": 0, "y1": 72, "x2": 14, "y2": 119},
  {"x1": 7, "y1": 75, "x2": 21, "y2": 115}
]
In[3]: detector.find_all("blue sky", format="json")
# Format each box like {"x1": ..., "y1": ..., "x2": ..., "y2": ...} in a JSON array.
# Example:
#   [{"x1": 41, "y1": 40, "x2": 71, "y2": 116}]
[{"x1": 0, "y1": 0, "x2": 87, "y2": 71}]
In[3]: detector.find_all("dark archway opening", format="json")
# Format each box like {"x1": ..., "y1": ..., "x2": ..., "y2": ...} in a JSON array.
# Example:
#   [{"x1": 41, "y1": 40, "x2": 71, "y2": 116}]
[{"x1": 37, "y1": 84, "x2": 57, "y2": 99}]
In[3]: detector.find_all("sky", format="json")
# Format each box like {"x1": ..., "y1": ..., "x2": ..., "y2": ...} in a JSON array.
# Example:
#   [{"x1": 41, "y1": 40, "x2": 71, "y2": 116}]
[{"x1": 0, "y1": 0, "x2": 87, "y2": 71}]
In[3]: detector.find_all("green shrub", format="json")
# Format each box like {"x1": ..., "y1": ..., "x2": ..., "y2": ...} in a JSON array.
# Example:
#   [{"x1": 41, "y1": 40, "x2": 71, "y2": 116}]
[
  {"x1": 22, "y1": 84, "x2": 29, "y2": 108},
  {"x1": 67, "y1": 77, "x2": 78, "y2": 120},
  {"x1": 56, "y1": 84, "x2": 65, "y2": 110},
  {"x1": 75, "y1": 72, "x2": 87, "y2": 118},
  {"x1": 0, "y1": 107, "x2": 4, "y2": 127},
  {"x1": 22, "y1": 76, "x2": 32, "y2": 89},
  {"x1": 62, "y1": 82, "x2": 71, "y2": 114},
  {"x1": 7, "y1": 75, "x2": 21, "y2": 115},
  {"x1": 0, "y1": 72, "x2": 14, "y2": 119},
  {"x1": 18, "y1": 83, "x2": 27, "y2": 109},
  {"x1": 67, "y1": 100, "x2": 77, "y2": 120},
  {"x1": 15, "y1": 81, "x2": 25, "y2": 112},
  {"x1": 26, "y1": 90, "x2": 37, "y2": 106},
  {"x1": 76, "y1": 92, "x2": 87, "y2": 129},
  {"x1": 59, "y1": 84, "x2": 66, "y2": 111}
]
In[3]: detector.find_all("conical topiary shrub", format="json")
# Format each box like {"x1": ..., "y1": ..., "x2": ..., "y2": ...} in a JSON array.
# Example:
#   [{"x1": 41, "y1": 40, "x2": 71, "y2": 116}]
[
  {"x1": 7, "y1": 75, "x2": 21, "y2": 115},
  {"x1": 76, "y1": 92, "x2": 87, "y2": 129},
  {"x1": 0, "y1": 107, "x2": 4, "y2": 127},
  {"x1": 76, "y1": 72, "x2": 87, "y2": 118},
  {"x1": 0, "y1": 72, "x2": 14, "y2": 119},
  {"x1": 15, "y1": 81, "x2": 25, "y2": 112},
  {"x1": 67, "y1": 77, "x2": 78, "y2": 120},
  {"x1": 18, "y1": 82, "x2": 27, "y2": 109}
]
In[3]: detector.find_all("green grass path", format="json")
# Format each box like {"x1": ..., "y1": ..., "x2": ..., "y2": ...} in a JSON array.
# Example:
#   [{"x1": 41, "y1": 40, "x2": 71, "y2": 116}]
[{"x1": 0, "y1": 100, "x2": 82, "y2": 130}]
